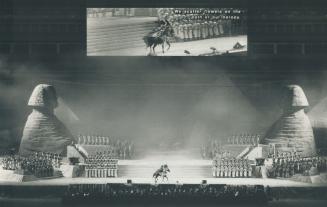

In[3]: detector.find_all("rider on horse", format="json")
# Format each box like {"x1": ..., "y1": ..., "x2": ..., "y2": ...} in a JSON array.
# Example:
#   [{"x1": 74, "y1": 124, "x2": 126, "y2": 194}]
[
  {"x1": 153, "y1": 164, "x2": 170, "y2": 183},
  {"x1": 143, "y1": 18, "x2": 174, "y2": 55},
  {"x1": 161, "y1": 164, "x2": 170, "y2": 178},
  {"x1": 149, "y1": 19, "x2": 171, "y2": 38}
]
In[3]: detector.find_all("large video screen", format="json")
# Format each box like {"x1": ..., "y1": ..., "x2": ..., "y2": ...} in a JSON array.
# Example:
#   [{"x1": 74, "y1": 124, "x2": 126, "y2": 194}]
[{"x1": 87, "y1": 8, "x2": 247, "y2": 56}]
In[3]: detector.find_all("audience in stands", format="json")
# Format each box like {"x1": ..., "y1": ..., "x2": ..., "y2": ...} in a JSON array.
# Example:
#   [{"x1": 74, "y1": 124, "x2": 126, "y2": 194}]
[
  {"x1": 1, "y1": 152, "x2": 61, "y2": 177},
  {"x1": 63, "y1": 183, "x2": 267, "y2": 203}
]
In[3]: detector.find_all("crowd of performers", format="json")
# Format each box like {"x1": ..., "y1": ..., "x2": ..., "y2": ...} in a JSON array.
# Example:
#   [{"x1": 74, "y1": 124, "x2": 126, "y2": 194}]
[
  {"x1": 84, "y1": 153, "x2": 118, "y2": 178},
  {"x1": 212, "y1": 158, "x2": 252, "y2": 178},
  {"x1": 63, "y1": 183, "x2": 267, "y2": 203},
  {"x1": 201, "y1": 140, "x2": 223, "y2": 159},
  {"x1": 87, "y1": 8, "x2": 113, "y2": 18},
  {"x1": 201, "y1": 134, "x2": 262, "y2": 159},
  {"x1": 157, "y1": 8, "x2": 246, "y2": 42},
  {"x1": 77, "y1": 135, "x2": 134, "y2": 159},
  {"x1": 1, "y1": 152, "x2": 61, "y2": 177},
  {"x1": 87, "y1": 8, "x2": 139, "y2": 18},
  {"x1": 227, "y1": 134, "x2": 261, "y2": 145},
  {"x1": 267, "y1": 152, "x2": 327, "y2": 178}
]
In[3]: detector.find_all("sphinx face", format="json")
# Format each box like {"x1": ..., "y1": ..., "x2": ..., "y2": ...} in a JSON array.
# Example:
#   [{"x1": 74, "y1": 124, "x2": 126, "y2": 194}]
[
  {"x1": 28, "y1": 84, "x2": 58, "y2": 111},
  {"x1": 282, "y1": 85, "x2": 309, "y2": 111}
]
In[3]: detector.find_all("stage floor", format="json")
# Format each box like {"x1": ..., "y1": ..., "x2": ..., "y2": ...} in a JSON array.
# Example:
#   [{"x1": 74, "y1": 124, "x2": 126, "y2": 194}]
[
  {"x1": 119, "y1": 159, "x2": 212, "y2": 165},
  {"x1": 1, "y1": 158, "x2": 326, "y2": 187},
  {"x1": 0, "y1": 176, "x2": 321, "y2": 187}
]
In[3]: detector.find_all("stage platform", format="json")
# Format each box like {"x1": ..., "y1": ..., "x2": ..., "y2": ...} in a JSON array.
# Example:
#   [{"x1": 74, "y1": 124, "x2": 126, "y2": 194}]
[
  {"x1": 0, "y1": 176, "x2": 319, "y2": 187},
  {"x1": 1, "y1": 158, "x2": 327, "y2": 188}
]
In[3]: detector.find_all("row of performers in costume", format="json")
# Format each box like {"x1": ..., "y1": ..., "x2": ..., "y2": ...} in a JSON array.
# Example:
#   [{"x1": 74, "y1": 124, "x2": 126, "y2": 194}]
[
  {"x1": 87, "y1": 8, "x2": 138, "y2": 18},
  {"x1": 201, "y1": 143, "x2": 226, "y2": 159},
  {"x1": 212, "y1": 158, "x2": 252, "y2": 178},
  {"x1": 267, "y1": 155, "x2": 327, "y2": 178},
  {"x1": 64, "y1": 183, "x2": 267, "y2": 202},
  {"x1": 77, "y1": 135, "x2": 134, "y2": 159},
  {"x1": 157, "y1": 8, "x2": 246, "y2": 42},
  {"x1": 80, "y1": 146, "x2": 132, "y2": 160},
  {"x1": 87, "y1": 8, "x2": 113, "y2": 18},
  {"x1": 173, "y1": 20, "x2": 226, "y2": 42},
  {"x1": 77, "y1": 135, "x2": 134, "y2": 146},
  {"x1": 1, "y1": 152, "x2": 61, "y2": 177},
  {"x1": 227, "y1": 134, "x2": 261, "y2": 145},
  {"x1": 84, "y1": 152, "x2": 118, "y2": 178},
  {"x1": 268, "y1": 151, "x2": 301, "y2": 159}
]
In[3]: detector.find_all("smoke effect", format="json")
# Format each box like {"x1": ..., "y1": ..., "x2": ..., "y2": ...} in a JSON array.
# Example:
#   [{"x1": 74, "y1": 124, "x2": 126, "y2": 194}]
[
  {"x1": 40, "y1": 59, "x2": 265, "y2": 150},
  {"x1": 55, "y1": 97, "x2": 80, "y2": 123},
  {"x1": 304, "y1": 69, "x2": 327, "y2": 148},
  {"x1": 1, "y1": 57, "x2": 327, "y2": 152}
]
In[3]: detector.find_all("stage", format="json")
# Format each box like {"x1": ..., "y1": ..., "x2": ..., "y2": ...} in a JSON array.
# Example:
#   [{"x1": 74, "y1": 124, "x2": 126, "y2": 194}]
[
  {"x1": 0, "y1": 176, "x2": 319, "y2": 187},
  {"x1": 1, "y1": 153, "x2": 327, "y2": 187}
]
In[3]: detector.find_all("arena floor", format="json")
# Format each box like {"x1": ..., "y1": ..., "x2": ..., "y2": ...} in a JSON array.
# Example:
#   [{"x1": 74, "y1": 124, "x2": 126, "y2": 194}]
[
  {"x1": 1, "y1": 156, "x2": 326, "y2": 187},
  {"x1": 0, "y1": 176, "x2": 317, "y2": 187},
  {"x1": 0, "y1": 158, "x2": 323, "y2": 187}
]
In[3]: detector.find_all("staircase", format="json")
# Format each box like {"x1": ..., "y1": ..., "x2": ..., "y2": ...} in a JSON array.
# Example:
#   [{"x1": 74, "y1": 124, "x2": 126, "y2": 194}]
[
  {"x1": 223, "y1": 145, "x2": 250, "y2": 157},
  {"x1": 87, "y1": 18, "x2": 157, "y2": 54},
  {"x1": 237, "y1": 146, "x2": 254, "y2": 159}
]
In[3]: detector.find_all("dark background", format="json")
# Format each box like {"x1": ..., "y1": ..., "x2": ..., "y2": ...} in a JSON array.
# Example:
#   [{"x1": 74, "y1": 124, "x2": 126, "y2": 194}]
[{"x1": 0, "y1": 0, "x2": 327, "y2": 152}]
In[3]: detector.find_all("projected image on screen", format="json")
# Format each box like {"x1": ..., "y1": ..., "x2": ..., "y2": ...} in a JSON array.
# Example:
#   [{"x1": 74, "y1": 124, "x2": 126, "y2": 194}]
[{"x1": 87, "y1": 8, "x2": 247, "y2": 56}]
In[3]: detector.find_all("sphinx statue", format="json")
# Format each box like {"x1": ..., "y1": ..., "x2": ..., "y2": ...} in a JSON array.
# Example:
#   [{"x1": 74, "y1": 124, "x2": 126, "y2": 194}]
[
  {"x1": 19, "y1": 84, "x2": 74, "y2": 156},
  {"x1": 264, "y1": 85, "x2": 316, "y2": 156}
]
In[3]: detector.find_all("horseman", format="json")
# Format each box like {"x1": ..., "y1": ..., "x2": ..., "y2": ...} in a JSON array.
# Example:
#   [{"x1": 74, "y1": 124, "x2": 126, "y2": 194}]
[
  {"x1": 153, "y1": 164, "x2": 170, "y2": 183},
  {"x1": 161, "y1": 164, "x2": 170, "y2": 179},
  {"x1": 143, "y1": 20, "x2": 174, "y2": 55},
  {"x1": 150, "y1": 18, "x2": 171, "y2": 37}
]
